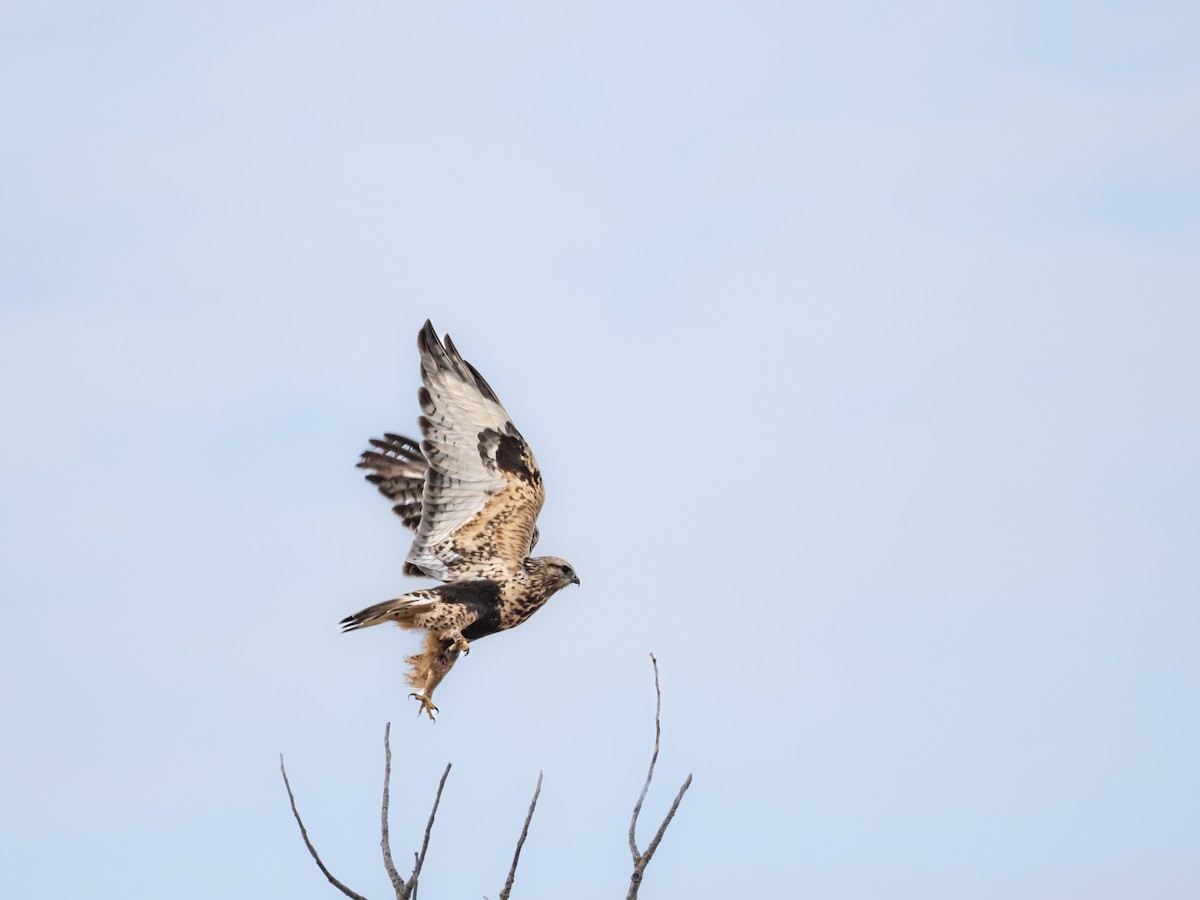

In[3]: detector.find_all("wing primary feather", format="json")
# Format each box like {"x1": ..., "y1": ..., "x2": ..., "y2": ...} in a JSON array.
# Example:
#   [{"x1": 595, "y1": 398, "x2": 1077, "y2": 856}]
[
  {"x1": 462, "y1": 360, "x2": 500, "y2": 403},
  {"x1": 405, "y1": 320, "x2": 545, "y2": 582},
  {"x1": 358, "y1": 432, "x2": 429, "y2": 535},
  {"x1": 441, "y1": 334, "x2": 501, "y2": 403}
]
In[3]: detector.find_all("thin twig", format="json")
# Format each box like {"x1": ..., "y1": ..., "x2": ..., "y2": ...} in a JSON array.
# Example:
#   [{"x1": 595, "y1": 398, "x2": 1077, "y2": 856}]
[
  {"x1": 498, "y1": 771, "x2": 543, "y2": 900},
  {"x1": 628, "y1": 653, "x2": 663, "y2": 860},
  {"x1": 404, "y1": 762, "x2": 452, "y2": 899},
  {"x1": 640, "y1": 774, "x2": 692, "y2": 865},
  {"x1": 381, "y1": 723, "x2": 405, "y2": 898},
  {"x1": 280, "y1": 754, "x2": 370, "y2": 900},
  {"x1": 625, "y1": 654, "x2": 693, "y2": 900}
]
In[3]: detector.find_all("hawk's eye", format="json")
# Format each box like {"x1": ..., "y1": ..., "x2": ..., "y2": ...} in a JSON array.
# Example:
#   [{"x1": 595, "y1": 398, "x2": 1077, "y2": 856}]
[{"x1": 561, "y1": 566, "x2": 573, "y2": 578}]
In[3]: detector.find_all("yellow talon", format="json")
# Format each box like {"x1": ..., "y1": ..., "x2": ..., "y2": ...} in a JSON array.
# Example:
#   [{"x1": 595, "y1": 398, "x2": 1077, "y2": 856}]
[
  {"x1": 447, "y1": 636, "x2": 470, "y2": 655},
  {"x1": 409, "y1": 692, "x2": 439, "y2": 720}
]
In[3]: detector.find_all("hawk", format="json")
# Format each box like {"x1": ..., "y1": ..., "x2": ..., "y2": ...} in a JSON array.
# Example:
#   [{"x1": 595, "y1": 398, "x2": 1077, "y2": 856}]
[{"x1": 341, "y1": 320, "x2": 580, "y2": 719}]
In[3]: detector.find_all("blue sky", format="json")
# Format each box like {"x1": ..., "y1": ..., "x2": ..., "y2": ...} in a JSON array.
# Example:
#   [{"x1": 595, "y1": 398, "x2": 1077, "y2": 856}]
[{"x1": 2, "y1": 2, "x2": 1198, "y2": 898}]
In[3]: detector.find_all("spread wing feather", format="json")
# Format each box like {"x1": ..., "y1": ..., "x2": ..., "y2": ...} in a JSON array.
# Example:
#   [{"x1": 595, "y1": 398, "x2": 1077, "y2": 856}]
[
  {"x1": 357, "y1": 434, "x2": 427, "y2": 530},
  {"x1": 357, "y1": 429, "x2": 541, "y2": 573},
  {"x1": 404, "y1": 321, "x2": 544, "y2": 582}
]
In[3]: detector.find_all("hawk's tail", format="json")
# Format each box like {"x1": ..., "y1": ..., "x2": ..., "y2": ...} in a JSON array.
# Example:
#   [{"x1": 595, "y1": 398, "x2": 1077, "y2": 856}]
[{"x1": 339, "y1": 595, "x2": 435, "y2": 632}]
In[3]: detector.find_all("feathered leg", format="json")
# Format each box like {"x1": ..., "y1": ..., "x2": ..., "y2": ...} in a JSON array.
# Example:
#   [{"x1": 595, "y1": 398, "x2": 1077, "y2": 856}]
[
  {"x1": 406, "y1": 632, "x2": 463, "y2": 720},
  {"x1": 341, "y1": 591, "x2": 480, "y2": 718}
]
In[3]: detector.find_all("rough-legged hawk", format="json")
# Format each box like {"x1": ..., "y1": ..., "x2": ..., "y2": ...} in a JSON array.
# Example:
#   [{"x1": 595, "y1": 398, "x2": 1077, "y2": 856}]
[{"x1": 341, "y1": 320, "x2": 579, "y2": 719}]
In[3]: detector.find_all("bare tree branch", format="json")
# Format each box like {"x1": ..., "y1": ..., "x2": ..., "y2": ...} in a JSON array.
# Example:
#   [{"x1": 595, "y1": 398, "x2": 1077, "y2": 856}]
[
  {"x1": 625, "y1": 653, "x2": 693, "y2": 900},
  {"x1": 280, "y1": 754, "x2": 370, "y2": 900},
  {"x1": 283, "y1": 728, "x2": 452, "y2": 900},
  {"x1": 283, "y1": 658, "x2": 691, "y2": 900},
  {"x1": 380, "y1": 723, "x2": 404, "y2": 897},
  {"x1": 498, "y1": 771, "x2": 543, "y2": 900},
  {"x1": 628, "y1": 653, "x2": 664, "y2": 861},
  {"x1": 403, "y1": 762, "x2": 452, "y2": 899},
  {"x1": 638, "y1": 774, "x2": 692, "y2": 869}
]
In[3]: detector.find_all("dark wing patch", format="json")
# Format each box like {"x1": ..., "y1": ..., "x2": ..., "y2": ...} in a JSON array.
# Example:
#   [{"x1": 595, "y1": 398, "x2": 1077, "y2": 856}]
[{"x1": 490, "y1": 428, "x2": 542, "y2": 484}]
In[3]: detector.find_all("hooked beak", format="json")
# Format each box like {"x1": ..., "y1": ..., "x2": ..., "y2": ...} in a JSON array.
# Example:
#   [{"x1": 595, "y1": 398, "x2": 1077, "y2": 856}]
[{"x1": 570, "y1": 574, "x2": 581, "y2": 586}]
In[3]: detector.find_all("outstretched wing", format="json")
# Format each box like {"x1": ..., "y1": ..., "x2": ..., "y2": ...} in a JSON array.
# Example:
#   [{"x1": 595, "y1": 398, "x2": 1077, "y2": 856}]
[
  {"x1": 406, "y1": 320, "x2": 544, "y2": 582},
  {"x1": 357, "y1": 430, "x2": 541, "y2": 575},
  {"x1": 358, "y1": 433, "x2": 428, "y2": 531}
]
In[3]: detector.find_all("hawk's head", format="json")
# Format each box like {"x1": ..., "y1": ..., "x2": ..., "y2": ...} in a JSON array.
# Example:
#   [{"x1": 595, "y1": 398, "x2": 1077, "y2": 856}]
[{"x1": 527, "y1": 556, "x2": 581, "y2": 592}]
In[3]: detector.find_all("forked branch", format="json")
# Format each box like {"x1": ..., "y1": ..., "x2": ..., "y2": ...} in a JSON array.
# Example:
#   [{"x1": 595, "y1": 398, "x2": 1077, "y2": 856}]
[
  {"x1": 281, "y1": 723, "x2": 450, "y2": 900},
  {"x1": 626, "y1": 654, "x2": 693, "y2": 900}
]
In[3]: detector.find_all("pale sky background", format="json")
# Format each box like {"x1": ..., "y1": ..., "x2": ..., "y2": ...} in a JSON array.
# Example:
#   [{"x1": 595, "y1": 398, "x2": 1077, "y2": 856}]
[{"x1": 2, "y1": 2, "x2": 1198, "y2": 898}]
